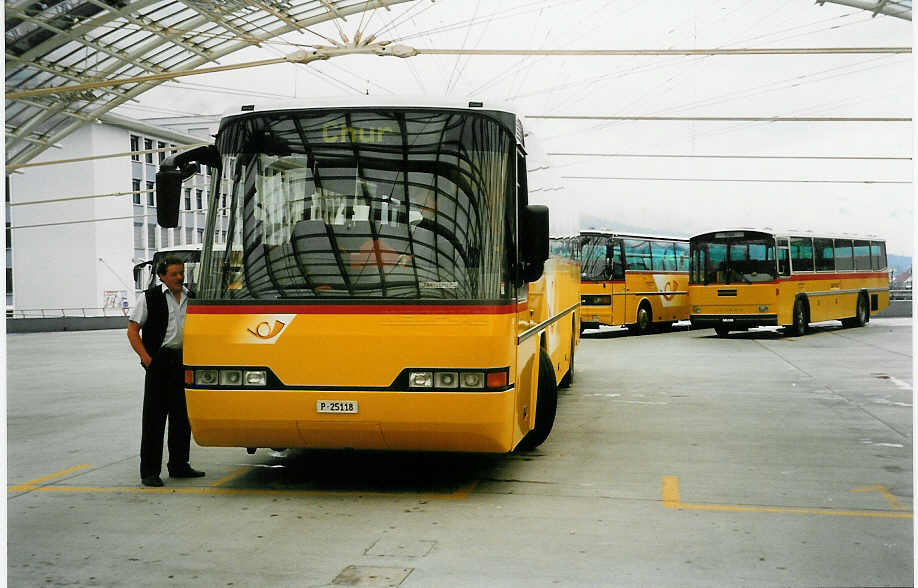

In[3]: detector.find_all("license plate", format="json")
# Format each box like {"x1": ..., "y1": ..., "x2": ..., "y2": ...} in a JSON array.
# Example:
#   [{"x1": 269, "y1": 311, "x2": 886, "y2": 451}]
[
  {"x1": 722, "y1": 318, "x2": 734, "y2": 323},
  {"x1": 316, "y1": 400, "x2": 358, "y2": 414}
]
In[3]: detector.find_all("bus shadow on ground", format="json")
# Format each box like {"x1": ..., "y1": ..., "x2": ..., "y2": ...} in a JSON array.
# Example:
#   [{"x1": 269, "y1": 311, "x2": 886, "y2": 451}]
[
  {"x1": 582, "y1": 323, "x2": 691, "y2": 340},
  {"x1": 227, "y1": 449, "x2": 506, "y2": 495},
  {"x1": 696, "y1": 323, "x2": 850, "y2": 340}
]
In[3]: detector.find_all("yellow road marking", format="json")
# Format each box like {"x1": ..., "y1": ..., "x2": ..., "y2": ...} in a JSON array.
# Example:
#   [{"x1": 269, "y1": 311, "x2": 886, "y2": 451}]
[
  {"x1": 8, "y1": 485, "x2": 474, "y2": 499},
  {"x1": 209, "y1": 466, "x2": 251, "y2": 487},
  {"x1": 8, "y1": 464, "x2": 476, "y2": 500},
  {"x1": 8, "y1": 464, "x2": 90, "y2": 492},
  {"x1": 852, "y1": 485, "x2": 909, "y2": 510},
  {"x1": 662, "y1": 475, "x2": 912, "y2": 519}
]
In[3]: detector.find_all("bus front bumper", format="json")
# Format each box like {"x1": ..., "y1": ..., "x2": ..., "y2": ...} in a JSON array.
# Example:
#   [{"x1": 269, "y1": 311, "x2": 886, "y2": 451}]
[
  {"x1": 185, "y1": 387, "x2": 518, "y2": 453},
  {"x1": 690, "y1": 314, "x2": 778, "y2": 330}
]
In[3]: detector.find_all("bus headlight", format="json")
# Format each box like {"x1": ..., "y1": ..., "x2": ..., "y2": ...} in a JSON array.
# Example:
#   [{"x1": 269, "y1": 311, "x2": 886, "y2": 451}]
[
  {"x1": 692, "y1": 306, "x2": 701, "y2": 313},
  {"x1": 758, "y1": 305, "x2": 769, "y2": 312},
  {"x1": 219, "y1": 369, "x2": 242, "y2": 386},
  {"x1": 401, "y1": 368, "x2": 508, "y2": 391},
  {"x1": 244, "y1": 370, "x2": 267, "y2": 386},
  {"x1": 195, "y1": 369, "x2": 218, "y2": 386},
  {"x1": 461, "y1": 372, "x2": 484, "y2": 389},
  {"x1": 434, "y1": 371, "x2": 459, "y2": 389},
  {"x1": 191, "y1": 367, "x2": 268, "y2": 387},
  {"x1": 409, "y1": 371, "x2": 434, "y2": 388}
]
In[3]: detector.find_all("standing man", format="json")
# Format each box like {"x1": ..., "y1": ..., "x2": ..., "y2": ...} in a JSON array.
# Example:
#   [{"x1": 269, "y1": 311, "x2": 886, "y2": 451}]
[{"x1": 127, "y1": 256, "x2": 205, "y2": 487}]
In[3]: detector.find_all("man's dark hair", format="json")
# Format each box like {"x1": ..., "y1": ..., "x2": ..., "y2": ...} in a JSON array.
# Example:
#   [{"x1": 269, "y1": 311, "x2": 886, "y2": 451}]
[{"x1": 156, "y1": 255, "x2": 185, "y2": 277}]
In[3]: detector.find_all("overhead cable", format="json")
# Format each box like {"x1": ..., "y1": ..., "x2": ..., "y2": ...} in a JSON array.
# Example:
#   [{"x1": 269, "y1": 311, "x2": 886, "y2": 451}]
[{"x1": 6, "y1": 46, "x2": 909, "y2": 100}]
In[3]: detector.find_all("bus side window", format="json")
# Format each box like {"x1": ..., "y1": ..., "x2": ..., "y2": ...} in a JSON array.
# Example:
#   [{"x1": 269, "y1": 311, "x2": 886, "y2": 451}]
[
  {"x1": 790, "y1": 237, "x2": 814, "y2": 272},
  {"x1": 853, "y1": 240, "x2": 871, "y2": 270},
  {"x1": 610, "y1": 240, "x2": 625, "y2": 280},
  {"x1": 870, "y1": 241, "x2": 886, "y2": 270},
  {"x1": 834, "y1": 239, "x2": 854, "y2": 271},
  {"x1": 814, "y1": 238, "x2": 834, "y2": 271},
  {"x1": 778, "y1": 248, "x2": 789, "y2": 276}
]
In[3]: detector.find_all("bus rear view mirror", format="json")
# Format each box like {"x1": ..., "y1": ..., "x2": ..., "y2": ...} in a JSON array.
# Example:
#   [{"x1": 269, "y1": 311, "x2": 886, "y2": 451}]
[
  {"x1": 155, "y1": 145, "x2": 221, "y2": 228},
  {"x1": 155, "y1": 168, "x2": 183, "y2": 227},
  {"x1": 521, "y1": 204, "x2": 549, "y2": 282}
]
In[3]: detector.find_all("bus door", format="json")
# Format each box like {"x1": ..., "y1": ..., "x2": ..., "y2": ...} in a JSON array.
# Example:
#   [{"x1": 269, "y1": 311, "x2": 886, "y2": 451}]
[
  {"x1": 609, "y1": 238, "x2": 627, "y2": 325},
  {"x1": 623, "y1": 238, "x2": 651, "y2": 324}
]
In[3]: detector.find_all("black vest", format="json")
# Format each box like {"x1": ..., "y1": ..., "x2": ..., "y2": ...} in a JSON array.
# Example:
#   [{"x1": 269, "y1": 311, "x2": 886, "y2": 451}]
[{"x1": 141, "y1": 286, "x2": 194, "y2": 354}]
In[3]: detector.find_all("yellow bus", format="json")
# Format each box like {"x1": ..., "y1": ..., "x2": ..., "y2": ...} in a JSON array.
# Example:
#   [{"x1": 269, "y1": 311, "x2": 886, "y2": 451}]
[
  {"x1": 579, "y1": 231, "x2": 690, "y2": 335},
  {"x1": 154, "y1": 98, "x2": 579, "y2": 453},
  {"x1": 688, "y1": 229, "x2": 890, "y2": 337}
]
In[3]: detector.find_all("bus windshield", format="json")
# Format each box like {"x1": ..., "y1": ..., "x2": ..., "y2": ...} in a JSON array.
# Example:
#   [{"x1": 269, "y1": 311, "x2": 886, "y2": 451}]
[
  {"x1": 200, "y1": 109, "x2": 514, "y2": 301},
  {"x1": 690, "y1": 232, "x2": 777, "y2": 284},
  {"x1": 580, "y1": 234, "x2": 620, "y2": 281}
]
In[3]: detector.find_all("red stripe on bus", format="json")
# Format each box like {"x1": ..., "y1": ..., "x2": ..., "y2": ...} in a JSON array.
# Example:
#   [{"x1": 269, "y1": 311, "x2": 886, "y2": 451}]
[{"x1": 188, "y1": 303, "x2": 521, "y2": 315}]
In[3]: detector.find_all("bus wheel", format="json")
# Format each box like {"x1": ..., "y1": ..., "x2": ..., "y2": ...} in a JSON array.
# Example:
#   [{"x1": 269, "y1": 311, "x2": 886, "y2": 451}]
[
  {"x1": 714, "y1": 326, "x2": 730, "y2": 337},
  {"x1": 635, "y1": 304, "x2": 652, "y2": 335},
  {"x1": 845, "y1": 293, "x2": 869, "y2": 328},
  {"x1": 518, "y1": 351, "x2": 558, "y2": 450},
  {"x1": 559, "y1": 334, "x2": 575, "y2": 389},
  {"x1": 788, "y1": 298, "x2": 808, "y2": 337}
]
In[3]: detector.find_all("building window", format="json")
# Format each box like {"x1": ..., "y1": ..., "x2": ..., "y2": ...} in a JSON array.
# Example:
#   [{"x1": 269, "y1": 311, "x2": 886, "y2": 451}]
[
  {"x1": 144, "y1": 139, "x2": 153, "y2": 163},
  {"x1": 132, "y1": 179, "x2": 142, "y2": 204},
  {"x1": 197, "y1": 228, "x2": 204, "y2": 244},
  {"x1": 146, "y1": 181, "x2": 155, "y2": 206},
  {"x1": 161, "y1": 227, "x2": 170, "y2": 248},
  {"x1": 147, "y1": 224, "x2": 156, "y2": 250},
  {"x1": 133, "y1": 222, "x2": 144, "y2": 253},
  {"x1": 157, "y1": 142, "x2": 166, "y2": 164},
  {"x1": 130, "y1": 135, "x2": 140, "y2": 161},
  {"x1": 184, "y1": 188, "x2": 192, "y2": 211},
  {"x1": 196, "y1": 190, "x2": 203, "y2": 210},
  {"x1": 186, "y1": 228, "x2": 193, "y2": 244}
]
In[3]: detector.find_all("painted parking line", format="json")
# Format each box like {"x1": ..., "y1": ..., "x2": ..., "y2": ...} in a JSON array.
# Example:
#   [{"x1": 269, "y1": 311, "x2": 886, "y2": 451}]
[
  {"x1": 8, "y1": 464, "x2": 478, "y2": 500},
  {"x1": 662, "y1": 476, "x2": 913, "y2": 519},
  {"x1": 8, "y1": 464, "x2": 90, "y2": 492}
]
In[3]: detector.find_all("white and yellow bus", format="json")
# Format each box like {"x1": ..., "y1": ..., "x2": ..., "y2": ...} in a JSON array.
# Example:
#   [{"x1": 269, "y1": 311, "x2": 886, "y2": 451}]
[
  {"x1": 688, "y1": 229, "x2": 890, "y2": 337},
  {"x1": 154, "y1": 98, "x2": 579, "y2": 453},
  {"x1": 579, "y1": 231, "x2": 690, "y2": 334}
]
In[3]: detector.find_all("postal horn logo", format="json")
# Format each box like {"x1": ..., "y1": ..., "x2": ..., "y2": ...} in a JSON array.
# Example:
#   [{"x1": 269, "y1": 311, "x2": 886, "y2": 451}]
[{"x1": 248, "y1": 320, "x2": 286, "y2": 340}]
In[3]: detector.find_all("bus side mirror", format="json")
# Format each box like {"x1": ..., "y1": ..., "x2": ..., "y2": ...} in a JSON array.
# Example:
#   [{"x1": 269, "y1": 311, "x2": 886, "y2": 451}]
[
  {"x1": 155, "y1": 145, "x2": 221, "y2": 228},
  {"x1": 520, "y1": 204, "x2": 549, "y2": 282}
]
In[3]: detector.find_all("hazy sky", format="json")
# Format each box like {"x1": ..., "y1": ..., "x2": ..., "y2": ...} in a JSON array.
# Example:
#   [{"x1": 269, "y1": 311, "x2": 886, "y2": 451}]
[{"x1": 117, "y1": 0, "x2": 914, "y2": 254}]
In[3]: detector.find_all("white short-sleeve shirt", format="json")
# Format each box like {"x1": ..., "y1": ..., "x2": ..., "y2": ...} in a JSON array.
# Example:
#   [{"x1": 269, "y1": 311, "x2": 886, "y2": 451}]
[{"x1": 129, "y1": 284, "x2": 190, "y2": 349}]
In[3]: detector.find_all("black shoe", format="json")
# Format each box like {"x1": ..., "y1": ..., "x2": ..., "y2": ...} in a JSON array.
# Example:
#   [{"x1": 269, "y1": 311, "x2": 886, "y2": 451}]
[
  {"x1": 141, "y1": 475, "x2": 164, "y2": 487},
  {"x1": 168, "y1": 465, "x2": 205, "y2": 478}
]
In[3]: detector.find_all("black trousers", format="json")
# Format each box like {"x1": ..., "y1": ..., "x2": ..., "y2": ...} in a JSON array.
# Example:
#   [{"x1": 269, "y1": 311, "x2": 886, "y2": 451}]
[{"x1": 140, "y1": 347, "x2": 191, "y2": 478}]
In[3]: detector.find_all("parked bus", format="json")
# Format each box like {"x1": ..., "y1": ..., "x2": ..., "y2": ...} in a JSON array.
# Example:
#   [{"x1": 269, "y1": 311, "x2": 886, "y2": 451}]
[
  {"x1": 154, "y1": 98, "x2": 579, "y2": 453},
  {"x1": 579, "y1": 230, "x2": 690, "y2": 334},
  {"x1": 688, "y1": 229, "x2": 890, "y2": 337},
  {"x1": 133, "y1": 244, "x2": 242, "y2": 294}
]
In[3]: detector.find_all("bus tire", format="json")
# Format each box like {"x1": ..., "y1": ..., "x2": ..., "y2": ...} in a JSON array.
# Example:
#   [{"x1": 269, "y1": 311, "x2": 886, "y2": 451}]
[
  {"x1": 714, "y1": 326, "x2": 730, "y2": 337},
  {"x1": 788, "y1": 298, "x2": 808, "y2": 337},
  {"x1": 518, "y1": 351, "x2": 558, "y2": 450},
  {"x1": 559, "y1": 330, "x2": 575, "y2": 389},
  {"x1": 845, "y1": 293, "x2": 869, "y2": 328},
  {"x1": 634, "y1": 303, "x2": 652, "y2": 335}
]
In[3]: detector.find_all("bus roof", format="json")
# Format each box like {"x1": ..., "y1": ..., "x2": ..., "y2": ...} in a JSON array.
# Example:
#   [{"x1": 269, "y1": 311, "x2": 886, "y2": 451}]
[
  {"x1": 580, "y1": 229, "x2": 689, "y2": 242},
  {"x1": 689, "y1": 228, "x2": 885, "y2": 242},
  {"x1": 220, "y1": 96, "x2": 521, "y2": 120}
]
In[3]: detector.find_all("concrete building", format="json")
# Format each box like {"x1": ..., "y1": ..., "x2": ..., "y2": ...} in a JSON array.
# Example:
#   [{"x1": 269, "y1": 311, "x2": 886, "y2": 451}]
[{"x1": 7, "y1": 113, "x2": 221, "y2": 315}]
